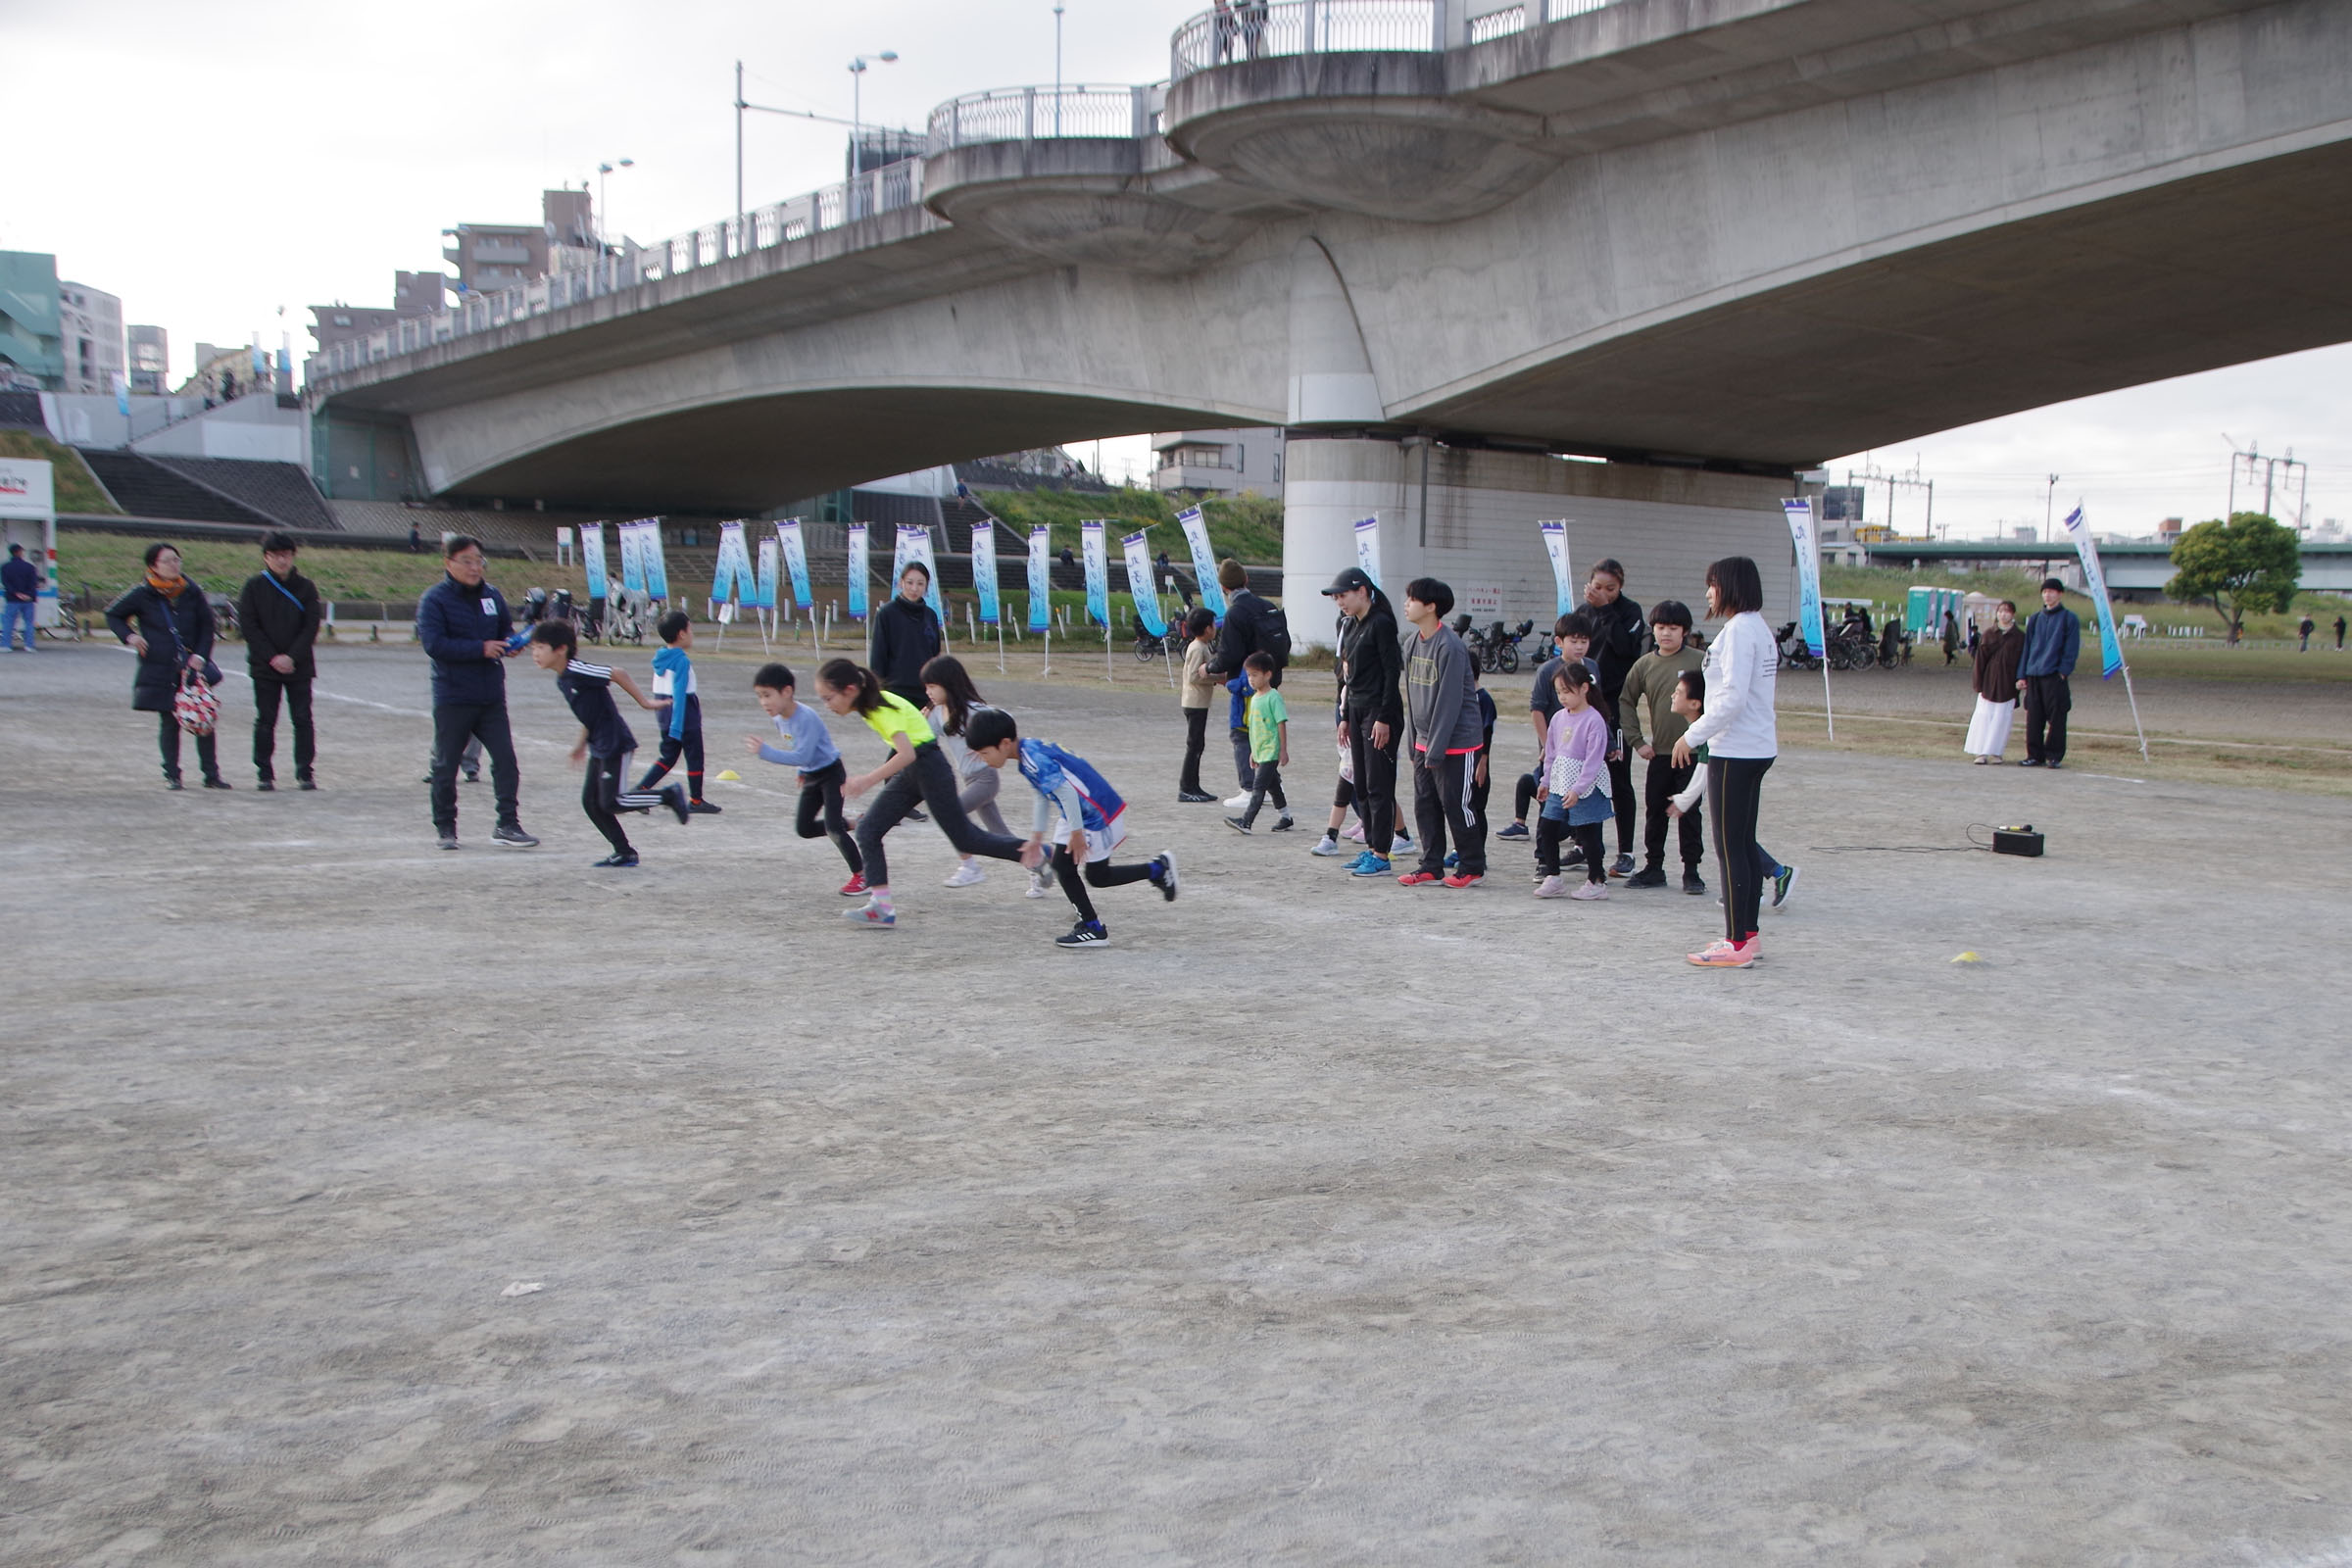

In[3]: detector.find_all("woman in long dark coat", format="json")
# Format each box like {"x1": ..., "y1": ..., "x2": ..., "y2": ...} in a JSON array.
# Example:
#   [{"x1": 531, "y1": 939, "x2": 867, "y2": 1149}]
[
  {"x1": 105, "y1": 542, "x2": 227, "y2": 789},
  {"x1": 1964, "y1": 600, "x2": 2026, "y2": 764}
]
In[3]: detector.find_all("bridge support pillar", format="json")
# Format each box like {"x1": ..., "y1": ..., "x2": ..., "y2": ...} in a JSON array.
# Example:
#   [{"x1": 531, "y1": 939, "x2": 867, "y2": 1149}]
[{"x1": 1280, "y1": 435, "x2": 1806, "y2": 645}]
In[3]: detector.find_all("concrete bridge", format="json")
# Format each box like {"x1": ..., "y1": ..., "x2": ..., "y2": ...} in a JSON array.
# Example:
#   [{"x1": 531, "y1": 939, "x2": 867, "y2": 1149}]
[{"x1": 308, "y1": 0, "x2": 2352, "y2": 622}]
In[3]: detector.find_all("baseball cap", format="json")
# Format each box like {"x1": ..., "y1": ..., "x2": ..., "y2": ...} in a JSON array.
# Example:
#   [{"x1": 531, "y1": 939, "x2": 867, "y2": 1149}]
[{"x1": 1321, "y1": 566, "x2": 1375, "y2": 596}]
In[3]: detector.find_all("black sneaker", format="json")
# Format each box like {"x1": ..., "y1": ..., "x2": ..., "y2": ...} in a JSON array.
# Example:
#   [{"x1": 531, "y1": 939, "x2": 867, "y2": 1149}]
[
  {"x1": 906, "y1": 808, "x2": 927, "y2": 823},
  {"x1": 1683, "y1": 868, "x2": 1707, "y2": 896},
  {"x1": 164, "y1": 777, "x2": 183, "y2": 791},
  {"x1": 1495, "y1": 821, "x2": 1530, "y2": 841},
  {"x1": 1269, "y1": 813, "x2": 1297, "y2": 832},
  {"x1": 255, "y1": 779, "x2": 275, "y2": 792},
  {"x1": 1610, "y1": 852, "x2": 1636, "y2": 878},
  {"x1": 688, "y1": 799, "x2": 722, "y2": 814},
  {"x1": 1178, "y1": 790, "x2": 1217, "y2": 804},
  {"x1": 201, "y1": 776, "x2": 232, "y2": 790},
  {"x1": 437, "y1": 833, "x2": 461, "y2": 851},
  {"x1": 592, "y1": 851, "x2": 641, "y2": 867},
  {"x1": 1626, "y1": 865, "x2": 1668, "y2": 889},
  {"x1": 1224, "y1": 815, "x2": 1252, "y2": 835},
  {"x1": 491, "y1": 822, "x2": 540, "y2": 848},
  {"x1": 2018, "y1": 758, "x2": 2045, "y2": 768},
  {"x1": 463, "y1": 769, "x2": 481, "y2": 783},
  {"x1": 297, "y1": 777, "x2": 318, "y2": 791},
  {"x1": 2046, "y1": 760, "x2": 2064, "y2": 771},
  {"x1": 664, "y1": 785, "x2": 692, "y2": 826},
  {"x1": 1054, "y1": 919, "x2": 1110, "y2": 950},
  {"x1": 1153, "y1": 850, "x2": 1180, "y2": 903}
]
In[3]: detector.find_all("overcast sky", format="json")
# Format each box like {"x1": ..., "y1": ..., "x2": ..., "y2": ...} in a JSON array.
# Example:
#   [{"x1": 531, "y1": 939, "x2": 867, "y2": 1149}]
[{"x1": 12, "y1": 0, "x2": 2347, "y2": 538}]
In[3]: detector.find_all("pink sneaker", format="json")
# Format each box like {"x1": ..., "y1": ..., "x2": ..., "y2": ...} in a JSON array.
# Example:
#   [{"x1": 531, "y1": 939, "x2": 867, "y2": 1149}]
[
  {"x1": 1568, "y1": 880, "x2": 1608, "y2": 901},
  {"x1": 1344, "y1": 823, "x2": 1367, "y2": 843},
  {"x1": 1687, "y1": 937, "x2": 1759, "y2": 968},
  {"x1": 1533, "y1": 875, "x2": 1567, "y2": 899}
]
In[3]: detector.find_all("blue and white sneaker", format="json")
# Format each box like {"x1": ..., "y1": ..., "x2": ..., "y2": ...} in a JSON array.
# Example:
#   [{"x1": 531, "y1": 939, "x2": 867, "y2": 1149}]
[
  {"x1": 1348, "y1": 853, "x2": 1394, "y2": 878},
  {"x1": 1444, "y1": 851, "x2": 1459, "y2": 869},
  {"x1": 1152, "y1": 850, "x2": 1180, "y2": 902},
  {"x1": 1309, "y1": 834, "x2": 1348, "y2": 857},
  {"x1": 842, "y1": 902, "x2": 896, "y2": 928},
  {"x1": 1495, "y1": 821, "x2": 1530, "y2": 841},
  {"x1": 1055, "y1": 919, "x2": 1110, "y2": 949}
]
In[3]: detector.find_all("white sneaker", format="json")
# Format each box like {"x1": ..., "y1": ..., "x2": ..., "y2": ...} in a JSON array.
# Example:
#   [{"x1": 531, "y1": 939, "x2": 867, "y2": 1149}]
[
  {"x1": 1025, "y1": 863, "x2": 1054, "y2": 900},
  {"x1": 1569, "y1": 880, "x2": 1609, "y2": 901},
  {"x1": 1223, "y1": 790, "x2": 1252, "y2": 808},
  {"x1": 1309, "y1": 835, "x2": 1347, "y2": 857},
  {"x1": 944, "y1": 860, "x2": 986, "y2": 888},
  {"x1": 1393, "y1": 833, "x2": 1415, "y2": 857},
  {"x1": 1533, "y1": 874, "x2": 1567, "y2": 899}
]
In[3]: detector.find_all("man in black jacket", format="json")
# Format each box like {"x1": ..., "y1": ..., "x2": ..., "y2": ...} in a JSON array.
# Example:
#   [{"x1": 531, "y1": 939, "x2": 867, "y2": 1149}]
[
  {"x1": 236, "y1": 532, "x2": 322, "y2": 790},
  {"x1": 417, "y1": 535, "x2": 535, "y2": 850},
  {"x1": 1324, "y1": 566, "x2": 1404, "y2": 873},
  {"x1": 1582, "y1": 559, "x2": 1647, "y2": 876},
  {"x1": 868, "y1": 562, "x2": 943, "y2": 709},
  {"x1": 1207, "y1": 559, "x2": 1284, "y2": 800}
]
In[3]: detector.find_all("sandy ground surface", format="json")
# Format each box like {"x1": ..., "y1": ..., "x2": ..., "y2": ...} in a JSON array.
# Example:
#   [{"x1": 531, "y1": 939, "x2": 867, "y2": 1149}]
[{"x1": 5, "y1": 641, "x2": 2352, "y2": 1566}]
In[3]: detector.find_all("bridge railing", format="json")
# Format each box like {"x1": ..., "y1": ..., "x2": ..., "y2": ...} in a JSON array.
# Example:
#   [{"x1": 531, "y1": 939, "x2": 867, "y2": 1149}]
[
  {"x1": 1168, "y1": 0, "x2": 1624, "y2": 76},
  {"x1": 926, "y1": 83, "x2": 1164, "y2": 151},
  {"x1": 307, "y1": 161, "x2": 928, "y2": 383}
]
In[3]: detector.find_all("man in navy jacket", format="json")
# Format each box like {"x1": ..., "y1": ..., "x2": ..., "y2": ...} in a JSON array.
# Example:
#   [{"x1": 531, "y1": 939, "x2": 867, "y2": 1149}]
[
  {"x1": 2017, "y1": 576, "x2": 2082, "y2": 769},
  {"x1": 417, "y1": 536, "x2": 537, "y2": 848}
]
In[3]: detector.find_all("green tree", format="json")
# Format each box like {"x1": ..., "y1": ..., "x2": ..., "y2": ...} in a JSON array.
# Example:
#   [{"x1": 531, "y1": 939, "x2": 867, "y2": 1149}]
[{"x1": 2166, "y1": 512, "x2": 2299, "y2": 645}]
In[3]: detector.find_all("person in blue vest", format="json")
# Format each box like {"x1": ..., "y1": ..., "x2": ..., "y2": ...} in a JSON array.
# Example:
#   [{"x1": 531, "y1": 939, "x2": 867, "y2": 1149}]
[
  {"x1": 965, "y1": 707, "x2": 1179, "y2": 950},
  {"x1": 416, "y1": 535, "x2": 537, "y2": 849},
  {"x1": 2016, "y1": 577, "x2": 2082, "y2": 770}
]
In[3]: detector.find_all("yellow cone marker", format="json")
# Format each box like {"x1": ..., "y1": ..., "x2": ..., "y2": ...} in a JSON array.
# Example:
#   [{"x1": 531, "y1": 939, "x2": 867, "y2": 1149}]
[
  {"x1": 1950, "y1": 952, "x2": 1984, "y2": 964},
  {"x1": 715, "y1": 769, "x2": 742, "y2": 782}
]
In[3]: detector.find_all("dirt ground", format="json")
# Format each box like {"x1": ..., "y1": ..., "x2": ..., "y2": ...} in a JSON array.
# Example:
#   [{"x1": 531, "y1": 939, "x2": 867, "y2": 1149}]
[{"x1": 5, "y1": 641, "x2": 2351, "y2": 1565}]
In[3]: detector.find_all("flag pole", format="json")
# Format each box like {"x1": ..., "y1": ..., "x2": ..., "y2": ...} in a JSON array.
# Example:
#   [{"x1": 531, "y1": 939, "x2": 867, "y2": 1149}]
[{"x1": 1820, "y1": 661, "x2": 1834, "y2": 741}]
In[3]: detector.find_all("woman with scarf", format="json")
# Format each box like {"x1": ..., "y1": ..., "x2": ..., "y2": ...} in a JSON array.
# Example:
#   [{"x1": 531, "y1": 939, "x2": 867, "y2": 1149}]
[{"x1": 106, "y1": 542, "x2": 227, "y2": 789}]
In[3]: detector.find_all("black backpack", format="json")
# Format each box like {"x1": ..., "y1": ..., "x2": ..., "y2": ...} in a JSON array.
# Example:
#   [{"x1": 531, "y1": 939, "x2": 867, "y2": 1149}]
[{"x1": 1254, "y1": 600, "x2": 1292, "y2": 667}]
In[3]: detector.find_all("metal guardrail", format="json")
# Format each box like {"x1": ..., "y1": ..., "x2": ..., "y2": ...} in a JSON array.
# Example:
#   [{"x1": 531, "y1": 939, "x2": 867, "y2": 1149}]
[
  {"x1": 927, "y1": 83, "x2": 1164, "y2": 152},
  {"x1": 307, "y1": 161, "x2": 928, "y2": 383},
  {"x1": 1169, "y1": 0, "x2": 1623, "y2": 75}
]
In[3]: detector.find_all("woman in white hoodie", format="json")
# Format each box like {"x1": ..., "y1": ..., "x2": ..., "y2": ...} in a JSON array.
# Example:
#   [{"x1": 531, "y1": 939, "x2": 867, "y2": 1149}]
[{"x1": 1672, "y1": 556, "x2": 1778, "y2": 969}]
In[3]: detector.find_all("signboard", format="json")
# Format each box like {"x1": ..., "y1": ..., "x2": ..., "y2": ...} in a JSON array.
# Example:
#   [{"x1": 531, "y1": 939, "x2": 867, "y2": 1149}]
[
  {"x1": 970, "y1": 521, "x2": 1001, "y2": 624},
  {"x1": 1782, "y1": 498, "x2": 1826, "y2": 658},
  {"x1": 1026, "y1": 526, "x2": 1053, "y2": 632},
  {"x1": 1352, "y1": 515, "x2": 1382, "y2": 589}
]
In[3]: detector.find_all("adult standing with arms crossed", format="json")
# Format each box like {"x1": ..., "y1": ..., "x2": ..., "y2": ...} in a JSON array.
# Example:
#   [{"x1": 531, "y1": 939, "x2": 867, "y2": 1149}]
[
  {"x1": 2016, "y1": 577, "x2": 2081, "y2": 770},
  {"x1": 1325, "y1": 566, "x2": 1404, "y2": 878},
  {"x1": 869, "y1": 562, "x2": 943, "y2": 710},
  {"x1": 106, "y1": 543, "x2": 227, "y2": 790},
  {"x1": 1675, "y1": 557, "x2": 1777, "y2": 969},
  {"x1": 418, "y1": 535, "x2": 537, "y2": 850},
  {"x1": 1207, "y1": 558, "x2": 1288, "y2": 805},
  {"x1": 236, "y1": 531, "x2": 321, "y2": 790},
  {"x1": 2, "y1": 543, "x2": 38, "y2": 652},
  {"x1": 1582, "y1": 560, "x2": 1647, "y2": 877}
]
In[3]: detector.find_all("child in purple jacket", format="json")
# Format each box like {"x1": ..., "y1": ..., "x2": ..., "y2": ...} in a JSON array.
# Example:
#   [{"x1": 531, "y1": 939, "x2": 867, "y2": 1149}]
[{"x1": 1533, "y1": 662, "x2": 1612, "y2": 901}]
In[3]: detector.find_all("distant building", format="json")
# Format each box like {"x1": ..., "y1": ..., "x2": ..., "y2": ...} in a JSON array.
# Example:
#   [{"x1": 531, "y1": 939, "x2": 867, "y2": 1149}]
[
  {"x1": 443, "y1": 189, "x2": 601, "y2": 296},
  {"x1": 59, "y1": 280, "x2": 124, "y2": 396},
  {"x1": 0, "y1": 251, "x2": 64, "y2": 389},
  {"x1": 1151, "y1": 428, "x2": 1284, "y2": 501},
  {"x1": 309, "y1": 270, "x2": 456, "y2": 357},
  {"x1": 126, "y1": 324, "x2": 170, "y2": 395}
]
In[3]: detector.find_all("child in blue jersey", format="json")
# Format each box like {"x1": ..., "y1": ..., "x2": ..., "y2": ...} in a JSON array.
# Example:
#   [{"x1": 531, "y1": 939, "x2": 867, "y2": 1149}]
[
  {"x1": 741, "y1": 662, "x2": 864, "y2": 896},
  {"x1": 526, "y1": 621, "x2": 691, "y2": 866},
  {"x1": 638, "y1": 611, "x2": 719, "y2": 812},
  {"x1": 965, "y1": 708, "x2": 1178, "y2": 950}
]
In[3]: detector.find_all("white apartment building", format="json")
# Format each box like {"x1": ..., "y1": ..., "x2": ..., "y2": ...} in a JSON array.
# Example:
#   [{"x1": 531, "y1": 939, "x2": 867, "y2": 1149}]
[
  {"x1": 59, "y1": 280, "x2": 124, "y2": 396},
  {"x1": 1151, "y1": 427, "x2": 1285, "y2": 501}
]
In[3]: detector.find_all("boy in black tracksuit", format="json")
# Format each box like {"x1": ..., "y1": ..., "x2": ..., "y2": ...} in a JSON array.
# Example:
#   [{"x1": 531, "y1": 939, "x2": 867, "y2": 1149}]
[
  {"x1": 235, "y1": 531, "x2": 322, "y2": 789},
  {"x1": 526, "y1": 621, "x2": 691, "y2": 865}
]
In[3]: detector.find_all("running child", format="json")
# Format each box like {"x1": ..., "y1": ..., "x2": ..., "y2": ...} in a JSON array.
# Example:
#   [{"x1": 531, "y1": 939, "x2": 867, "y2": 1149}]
[
  {"x1": 1224, "y1": 652, "x2": 1291, "y2": 834},
  {"x1": 1664, "y1": 668, "x2": 1796, "y2": 911},
  {"x1": 964, "y1": 708, "x2": 1178, "y2": 949},
  {"x1": 921, "y1": 654, "x2": 1012, "y2": 890},
  {"x1": 816, "y1": 658, "x2": 1024, "y2": 929},
  {"x1": 526, "y1": 621, "x2": 690, "y2": 866},
  {"x1": 741, "y1": 661, "x2": 865, "y2": 896},
  {"x1": 1532, "y1": 662, "x2": 1610, "y2": 901},
  {"x1": 637, "y1": 610, "x2": 720, "y2": 812}
]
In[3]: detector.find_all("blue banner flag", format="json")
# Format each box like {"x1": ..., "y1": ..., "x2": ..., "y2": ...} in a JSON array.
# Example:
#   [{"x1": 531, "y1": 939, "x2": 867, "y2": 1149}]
[
  {"x1": 640, "y1": 520, "x2": 669, "y2": 601},
  {"x1": 971, "y1": 521, "x2": 1001, "y2": 624},
  {"x1": 2061, "y1": 505, "x2": 2127, "y2": 679},
  {"x1": 1026, "y1": 526, "x2": 1052, "y2": 631},
  {"x1": 710, "y1": 520, "x2": 757, "y2": 604},
  {"x1": 1540, "y1": 520, "x2": 1574, "y2": 618},
  {"x1": 1080, "y1": 521, "x2": 1110, "y2": 627},
  {"x1": 580, "y1": 522, "x2": 610, "y2": 601},
  {"x1": 776, "y1": 518, "x2": 812, "y2": 610},
  {"x1": 847, "y1": 523, "x2": 869, "y2": 620},
  {"x1": 1176, "y1": 505, "x2": 1224, "y2": 616},
  {"x1": 753, "y1": 536, "x2": 779, "y2": 611},
  {"x1": 1782, "y1": 499, "x2": 1826, "y2": 658},
  {"x1": 1352, "y1": 516, "x2": 1382, "y2": 589},
  {"x1": 619, "y1": 520, "x2": 647, "y2": 595},
  {"x1": 1122, "y1": 530, "x2": 1166, "y2": 637}
]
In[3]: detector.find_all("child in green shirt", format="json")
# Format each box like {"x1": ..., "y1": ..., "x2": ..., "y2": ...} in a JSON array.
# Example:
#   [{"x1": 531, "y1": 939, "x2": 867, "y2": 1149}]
[{"x1": 1224, "y1": 652, "x2": 1292, "y2": 834}]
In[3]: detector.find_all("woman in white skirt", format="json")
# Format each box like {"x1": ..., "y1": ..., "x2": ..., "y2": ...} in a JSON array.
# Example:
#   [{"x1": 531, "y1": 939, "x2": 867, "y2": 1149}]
[{"x1": 1965, "y1": 600, "x2": 2025, "y2": 763}]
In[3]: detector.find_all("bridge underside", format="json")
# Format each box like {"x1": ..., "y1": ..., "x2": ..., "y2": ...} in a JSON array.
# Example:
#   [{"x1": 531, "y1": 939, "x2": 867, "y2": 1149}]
[
  {"x1": 1409, "y1": 138, "x2": 2352, "y2": 466},
  {"x1": 443, "y1": 388, "x2": 1243, "y2": 514}
]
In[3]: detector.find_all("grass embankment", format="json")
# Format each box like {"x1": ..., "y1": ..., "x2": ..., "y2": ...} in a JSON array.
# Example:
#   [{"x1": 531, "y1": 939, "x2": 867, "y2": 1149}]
[
  {"x1": 1821, "y1": 564, "x2": 2348, "y2": 643},
  {"x1": 976, "y1": 488, "x2": 1283, "y2": 564},
  {"x1": 54, "y1": 536, "x2": 588, "y2": 606},
  {"x1": 0, "y1": 430, "x2": 121, "y2": 514}
]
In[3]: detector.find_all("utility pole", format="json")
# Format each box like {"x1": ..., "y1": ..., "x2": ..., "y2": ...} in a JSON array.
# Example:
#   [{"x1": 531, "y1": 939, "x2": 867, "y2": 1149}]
[
  {"x1": 735, "y1": 61, "x2": 746, "y2": 245},
  {"x1": 2228, "y1": 441, "x2": 2310, "y2": 530},
  {"x1": 1054, "y1": 3, "x2": 1066, "y2": 133},
  {"x1": 2044, "y1": 473, "x2": 2059, "y2": 545}
]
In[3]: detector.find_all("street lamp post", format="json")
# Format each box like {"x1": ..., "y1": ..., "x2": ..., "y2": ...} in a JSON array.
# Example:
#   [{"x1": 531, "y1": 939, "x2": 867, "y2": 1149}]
[
  {"x1": 1054, "y1": 3, "x2": 1066, "y2": 134},
  {"x1": 597, "y1": 158, "x2": 634, "y2": 251},
  {"x1": 2044, "y1": 472, "x2": 2059, "y2": 545},
  {"x1": 848, "y1": 52, "x2": 900, "y2": 182}
]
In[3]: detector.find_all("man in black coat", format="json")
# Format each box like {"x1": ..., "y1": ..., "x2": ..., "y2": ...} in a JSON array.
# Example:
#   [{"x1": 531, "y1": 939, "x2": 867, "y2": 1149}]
[
  {"x1": 868, "y1": 561, "x2": 943, "y2": 709},
  {"x1": 236, "y1": 531, "x2": 322, "y2": 790},
  {"x1": 1206, "y1": 558, "x2": 1285, "y2": 800},
  {"x1": 1581, "y1": 559, "x2": 1647, "y2": 877},
  {"x1": 1326, "y1": 567, "x2": 1405, "y2": 869}
]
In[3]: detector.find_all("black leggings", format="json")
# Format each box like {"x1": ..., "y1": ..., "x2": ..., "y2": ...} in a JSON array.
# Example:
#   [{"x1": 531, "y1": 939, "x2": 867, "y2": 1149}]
[
  {"x1": 637, "y1": 695, "x2": 704, "y2": 795},
  {"x1": 1514, "y1": 770, "x2": 1539, "y2": 825},
  {"x1": 1707, "y1": 756, "x2": 1774, "y2": 942},
  {"x1": 1536, "y1": 814, "x2": 1607, "y2": 883},
  {"x1": 1180, "y1": 706, "x2": 1209, "y2": 794},
  {"x1": 795, "y1": 759, "x2": 861, "y2": 874},
  {"x1": 854, "y1": 741, "x2": 1022, "y2": 889},
  {"x1": 583, "y1": 749, "x2": 671, "y2": 854},
  {"x1": 156, "y1": 710, "x2": 219, "y2": 782},
  {"x1": 1053, "y1": 844, "x2": 1156, "y2": 925}
]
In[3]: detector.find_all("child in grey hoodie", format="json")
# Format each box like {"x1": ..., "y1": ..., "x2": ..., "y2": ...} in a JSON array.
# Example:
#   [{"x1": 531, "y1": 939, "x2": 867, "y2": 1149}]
[{"x1": 1398, "y1": 577, "x2": 1488, "y2": 887}]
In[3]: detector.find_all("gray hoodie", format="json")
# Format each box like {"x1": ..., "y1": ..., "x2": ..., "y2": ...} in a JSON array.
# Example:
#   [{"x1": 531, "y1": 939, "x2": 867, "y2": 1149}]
[{"x1": 1405, "y1": 623, "x2": 1483, "y2": 757}]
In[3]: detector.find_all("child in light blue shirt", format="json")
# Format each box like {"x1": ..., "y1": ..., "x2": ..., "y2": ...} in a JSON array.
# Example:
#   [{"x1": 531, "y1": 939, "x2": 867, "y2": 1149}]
[{"x1": 740, "y1": 661, "x2": 862, "y2": 894}]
